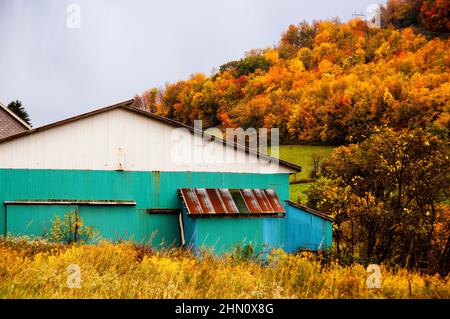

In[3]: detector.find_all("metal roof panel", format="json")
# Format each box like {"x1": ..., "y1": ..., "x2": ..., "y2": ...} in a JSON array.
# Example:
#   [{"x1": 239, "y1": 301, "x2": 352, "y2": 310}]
[
  {"x1": 265, "y1": 189, "x2": 286, "y2": 213},
  {"x1": 240, "y1": 188, "x2": 262, "y2": 213},
  {"x1": 180, "y1": 188, "x2": 285, "y2": 215},
  {"x1": 252, "y1": 189, "x2": 273, "y2": 212},
  {"x1": 206, "y1": 188, "x2": 227, "y2": 214},
  {"x1": 180, "y1": 188, "x2": 203, "y2": 214},
  {"x1": 217, "y1": 188, "x2": 240, "y2": 214},
  {"x1": 194, "y1": 188, "x2": 215, "y2": 214}
]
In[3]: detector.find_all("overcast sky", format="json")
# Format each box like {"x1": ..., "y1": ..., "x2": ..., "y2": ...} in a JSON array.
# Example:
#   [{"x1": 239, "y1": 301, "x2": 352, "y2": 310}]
[{"x1": 0, "y1": 0, "x2": 385, "y2": 127}]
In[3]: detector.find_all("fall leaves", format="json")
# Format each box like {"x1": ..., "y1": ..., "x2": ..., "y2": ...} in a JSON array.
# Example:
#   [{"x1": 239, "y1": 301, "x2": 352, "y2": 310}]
[
  {"x1": 382, "y1": 0, "x2": 450, "y2": 32},
  {"x1": 307, "y1": 128, "x2": 450, "y2": 273},
  {"x1": 135, "y1": 19, "x2": 449, "y2": 145}
]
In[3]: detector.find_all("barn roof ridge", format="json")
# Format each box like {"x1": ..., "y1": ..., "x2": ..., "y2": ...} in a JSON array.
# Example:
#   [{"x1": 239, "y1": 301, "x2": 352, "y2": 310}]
[{"x1": 0, "y1": 98, "x2": 301, "y2": 172}]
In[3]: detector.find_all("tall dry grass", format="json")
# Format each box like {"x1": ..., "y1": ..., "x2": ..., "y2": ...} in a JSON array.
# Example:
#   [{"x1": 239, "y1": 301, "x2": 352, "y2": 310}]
[{"x1": 0, "y1": 237, "x2": 448, "y2": 299}]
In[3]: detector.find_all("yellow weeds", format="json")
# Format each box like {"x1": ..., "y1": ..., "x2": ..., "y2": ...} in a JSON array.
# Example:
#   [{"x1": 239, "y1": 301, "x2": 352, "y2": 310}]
[{"x1": 0, "y1": 241, "x2": 448, "y2": 299}]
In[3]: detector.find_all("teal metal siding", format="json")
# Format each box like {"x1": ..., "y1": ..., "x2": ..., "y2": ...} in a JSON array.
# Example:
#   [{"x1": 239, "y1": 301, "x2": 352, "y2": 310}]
[
  {"x1": 196, "y1": 217, "x2": 282, "y2": 254},
  {"x1": 0, "y1": 169, "x2": 289, "y2": 248},
  {"x1": 141, "y1": 212, "x2": 181, "y2": 247},
  {"x1": 77, "y1": 205, "x2": 137, "y2": 241},
  {"x1": 6, "y1": 204, "x2": 76, "y2": 237},
  {"x1": 285, "y1": 204, "x2": 332, "y2": 252},
  {"x1": 181, "y1": 206, "x2": 284, "y2": 254},
  {"x1": 1, "y1": 169, "x2": 335, "y2": 254}
]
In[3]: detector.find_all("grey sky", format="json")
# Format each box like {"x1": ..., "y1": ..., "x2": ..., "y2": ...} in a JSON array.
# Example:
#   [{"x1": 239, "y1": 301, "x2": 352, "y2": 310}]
[{"x1": 0, "y1": 0, "x2": 385, "y2": 127}]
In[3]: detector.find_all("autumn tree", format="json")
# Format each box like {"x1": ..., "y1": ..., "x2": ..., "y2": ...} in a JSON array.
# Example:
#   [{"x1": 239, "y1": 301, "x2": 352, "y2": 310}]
[
  {"x1": 131, "y1": 94, "x2": 145, "y2": 110},
  {"x1": 278, "y1": 21, "x2": 317, "y2": 58},
  {"x1": 136, "y1": 20, "x2": 449, "y2": 145},
  {"x1": 381, "y1": 0, "x2": 422, "y2": 28},
  {"x1": 381, "y1": 0, "x2": 449, "y2": 32},
  {"x1": 308, "y1": 128, "x2": 450, "y2": 273},
  {"x1": 420, "y1": 0, "x2": 450, "y2": 32}
]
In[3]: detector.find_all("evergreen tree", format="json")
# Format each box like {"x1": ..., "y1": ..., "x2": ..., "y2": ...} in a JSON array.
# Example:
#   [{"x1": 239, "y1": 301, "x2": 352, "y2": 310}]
[{"x1": 7, "y1": 100, "x2": 31, "y2": 126}]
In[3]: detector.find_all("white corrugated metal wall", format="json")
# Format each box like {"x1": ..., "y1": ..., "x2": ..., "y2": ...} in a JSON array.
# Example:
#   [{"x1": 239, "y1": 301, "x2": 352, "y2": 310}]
[{"x1": 0, "y1": 108, "x2": 293, "y2": 174}]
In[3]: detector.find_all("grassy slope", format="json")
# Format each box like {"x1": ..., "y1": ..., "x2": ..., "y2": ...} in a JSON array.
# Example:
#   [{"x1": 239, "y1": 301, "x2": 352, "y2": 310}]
[
  {"x1": 269, "y1": 145, "x2": 336, "y2": 203},
  {"x1": 289, "y1": 183, "x2": 311, "y2": 204},
  {"x1": 274, "y1": 145, "x2": 336, "y2": 181}
]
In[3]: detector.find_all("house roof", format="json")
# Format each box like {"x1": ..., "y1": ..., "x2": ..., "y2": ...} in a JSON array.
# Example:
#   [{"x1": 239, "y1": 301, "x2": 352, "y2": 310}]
[
  {"x1": 0, "y1": 101, "x2": 32, "y2": 130},
  {"x1": 286, "y1": 200, "x2": 335, "y2": 222},
  {"x1": 0, "y1": 99, "x2": 301, "y2": 172}
]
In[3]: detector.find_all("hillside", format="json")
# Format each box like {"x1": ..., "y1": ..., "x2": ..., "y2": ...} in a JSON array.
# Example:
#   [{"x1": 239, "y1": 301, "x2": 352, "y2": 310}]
[
  {"x1": 134, "y1": 18, "x2": 449, "y2": 145},
  {"x1": 129, "y1": 4, "x2": 450, "y2": 274}
]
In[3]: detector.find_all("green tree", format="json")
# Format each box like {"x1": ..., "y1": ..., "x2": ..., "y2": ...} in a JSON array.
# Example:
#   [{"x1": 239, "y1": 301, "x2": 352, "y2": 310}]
[
  {"x1": 50, "y1": 210, "x2": 98, "y2": 244},
  {"x1": 220, "y1": 55, "x2": 273, "y2": 78},
  {"x1": 7, "y1": 100, "x2": 31, "y2": 126}
]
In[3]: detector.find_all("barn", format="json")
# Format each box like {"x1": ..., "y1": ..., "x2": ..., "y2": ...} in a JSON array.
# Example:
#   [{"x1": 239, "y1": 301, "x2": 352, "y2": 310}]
[{"x1": 0, "y1": 99, "x2": 333, "y2": 253}]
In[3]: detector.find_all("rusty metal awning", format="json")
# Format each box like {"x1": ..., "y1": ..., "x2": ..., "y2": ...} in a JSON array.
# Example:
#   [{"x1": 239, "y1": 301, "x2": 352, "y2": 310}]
[{"x1": 179, "y1": 188, "x2": 285, "y2": 215}]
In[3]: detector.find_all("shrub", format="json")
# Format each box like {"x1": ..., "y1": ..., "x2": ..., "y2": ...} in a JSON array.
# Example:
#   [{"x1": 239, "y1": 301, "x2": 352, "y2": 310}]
[
  {"x1": 230, "y1": 243, "x2": 262, "y2": 263},
  {"x1": 50, "y1": 210, "x2": 98, "y2": 244}
]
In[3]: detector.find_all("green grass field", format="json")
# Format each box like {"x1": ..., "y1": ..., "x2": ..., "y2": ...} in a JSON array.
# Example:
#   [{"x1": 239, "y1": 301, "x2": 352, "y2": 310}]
[
  {"x1": 268, "y1": 145, "x2": 336, "y2": 203},
  {"x1": 289, "y1": 183, "x2": 311, "y2": 204}
]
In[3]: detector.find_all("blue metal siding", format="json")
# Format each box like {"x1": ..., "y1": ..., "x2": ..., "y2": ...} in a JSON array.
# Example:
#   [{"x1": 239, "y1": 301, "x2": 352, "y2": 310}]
[
  {"x1": 285, "y1": 204, "x2": 332, "y2": 252},
  {"x1": 181, "y1": 205, "x2": 198, "y2": 249},
  {"x1": 181, "y1": 201, "x2": 284, "y2": 254},
  {"x1": 196, "y1": 217, "x2": 265, "y2": 254}
]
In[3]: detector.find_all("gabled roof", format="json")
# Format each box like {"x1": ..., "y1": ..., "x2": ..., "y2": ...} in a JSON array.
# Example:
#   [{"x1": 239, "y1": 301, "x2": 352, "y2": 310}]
[
  {"x1": 0, "y1": 99, "x2": 301, "y2": 172},
  {"x1": 0, "y1": 101, "x2": 32, "y2": 130}
]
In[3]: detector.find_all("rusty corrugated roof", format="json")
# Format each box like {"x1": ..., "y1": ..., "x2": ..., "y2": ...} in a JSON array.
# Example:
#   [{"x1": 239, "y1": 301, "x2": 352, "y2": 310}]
[{"x1": 179, "y1": 188, "x2": 285, "y2": 215}]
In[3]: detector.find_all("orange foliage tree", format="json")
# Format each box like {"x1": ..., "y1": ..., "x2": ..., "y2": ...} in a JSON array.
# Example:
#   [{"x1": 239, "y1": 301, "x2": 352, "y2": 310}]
[{"x1": 136, "y1": 19, "x2": 449, "y2": 145}]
